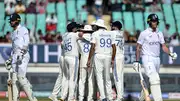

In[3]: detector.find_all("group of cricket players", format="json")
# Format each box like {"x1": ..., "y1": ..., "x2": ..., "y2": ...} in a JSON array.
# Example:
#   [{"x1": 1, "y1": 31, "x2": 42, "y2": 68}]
[{"x1": 5, "y1": 13, "x2": 178, "y2": 101}]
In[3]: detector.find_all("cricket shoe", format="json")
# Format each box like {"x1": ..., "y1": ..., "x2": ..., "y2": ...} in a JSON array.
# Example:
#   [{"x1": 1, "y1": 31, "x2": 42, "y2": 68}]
[
  {"x1": 49, "y1": 94, "x2": 59, "y2": 101},
  {"x1": 27, "y1": 97, "x2": 38, "y2": 101},
  {"x1": 102, "y1": 98, "x2": 108, "y2": 101}
]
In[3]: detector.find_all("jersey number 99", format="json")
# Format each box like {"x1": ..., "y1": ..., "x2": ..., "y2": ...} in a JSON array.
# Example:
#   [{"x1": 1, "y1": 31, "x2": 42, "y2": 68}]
[{"x1": 100, "y1": 38, "x2": 112, "y2": 48}]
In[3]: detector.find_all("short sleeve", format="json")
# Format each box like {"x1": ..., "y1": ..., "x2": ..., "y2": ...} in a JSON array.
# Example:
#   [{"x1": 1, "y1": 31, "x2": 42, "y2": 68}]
[
  {"x1": 20, "y1": 27, "x2": 30, "y2": 46},
  {"x1": 90, "y1": 32, "x2": 96, "y2": 43},
  {"x1": 159, "y1": 32, "x2": 165, "y2": 44},
  {"x1": 137, "y1": 32, "x2": 145, "y2": 45}
]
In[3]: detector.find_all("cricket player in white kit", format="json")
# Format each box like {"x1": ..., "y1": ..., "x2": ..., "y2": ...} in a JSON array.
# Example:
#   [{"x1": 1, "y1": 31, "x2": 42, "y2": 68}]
[
  {"x1": 111, "y1": 21, "x2": 124, "y2": 101},
  {"x1": 60, "y1": 22, "x2": 82, "y2": 101},
  {"x1": 87, "y1": 19, "x2": 116, "y2": 101},
  {"x1": 49, "y1": 54, "x2": 64, "y2": 101},
  {"x1": 5, "y1": 13, "x2": 37, "y2": 101},
  {"x1": 133, "y1": 14, "x2": 177, "y2": 101},
  {"x1": 78, "y1": 25, "x2": 95, "y2": 101}
]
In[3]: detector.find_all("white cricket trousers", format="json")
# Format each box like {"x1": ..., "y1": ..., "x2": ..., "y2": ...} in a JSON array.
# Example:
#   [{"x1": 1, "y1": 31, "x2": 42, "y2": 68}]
[
  {"x1": 51, "y1": 56, "x2": 64, "y2": 96},
  {"x1": 113, "y1": 54, "x2": 124, "y2": 100},
  {"x1": 61, "y1": 55, "x2": 79, "y2": 100},
  {"x1": 78, "y1": 66, "x2": 94, "y2": 101},
  {"x1": 142, "y1": 55, "x2": 162, "y2": 101},
  {"x1": 94, "y1": 54, "x2": 113, "y2": 100},
  {"x1": 11, "y1": 53, "x2": 36, "y2": 101}
]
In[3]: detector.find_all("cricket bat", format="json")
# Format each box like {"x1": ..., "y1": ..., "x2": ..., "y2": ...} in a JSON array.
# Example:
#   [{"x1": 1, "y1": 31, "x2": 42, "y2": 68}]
[
  {"x1": 139, "y1": 69, "x2": 151, "y2": 101},
  {"x1": 7, "y1": 70, "x2": 13, "y2": 101}
]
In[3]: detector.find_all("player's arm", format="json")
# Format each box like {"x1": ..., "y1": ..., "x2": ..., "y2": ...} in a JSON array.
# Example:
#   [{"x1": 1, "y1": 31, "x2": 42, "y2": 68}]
[
  {"x1": 87, "y1": 43, "x2": 95, "y2": 67},
  {"x1": 160, "y1": 32, "x2": 177, "y2": 60},
  {"x1": 136, "y1": 43, "x2": 142, "y2": 62},
  {"x1": 111, "y1": 44, "x2": 116, "y2": 65},
  {"x1": 133, "y1": 32, "x2": 144, "y2": 72}
]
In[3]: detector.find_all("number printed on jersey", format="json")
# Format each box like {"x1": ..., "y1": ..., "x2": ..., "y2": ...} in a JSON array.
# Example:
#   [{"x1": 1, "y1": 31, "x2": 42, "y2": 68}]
[
  {"x1": 83, "y1": 43, "x2": 90, "y2": 53},
  {"x1": 116, "y1": 39, "x2": 123, "y2": 47},
  {"x1": 100, "y1": 38, "x2": 112, "y2": 48},
  {"x1": 64, "y1": 38, "x2": 72, "y2": 52}
]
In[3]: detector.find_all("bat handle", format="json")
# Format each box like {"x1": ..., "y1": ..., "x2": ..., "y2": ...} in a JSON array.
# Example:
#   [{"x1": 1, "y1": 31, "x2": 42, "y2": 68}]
[
  {"x1": 8, "y1": 70, "x2": 11, "y2": 81},
  {"x1": 139, "y1": 70, "x2": 144, "y2": 81}
]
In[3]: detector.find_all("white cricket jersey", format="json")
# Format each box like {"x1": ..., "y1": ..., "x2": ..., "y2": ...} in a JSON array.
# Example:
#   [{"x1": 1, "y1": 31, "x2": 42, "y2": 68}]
[
  {"x1": 78, "y1": 34, "x2": 91, "y2": 56},
  {"x1": 91, "y1": 29, "x2": 115, "y2": 55},
  {"x1": 63, "y1": 32, "x2": 79, "y2": 57},
  {"x1": 113, "y1": 30, "x2": 124, "y2": 55},
  {"x1": 11, "y1": 24, "x2": 29, "y2": 54},
  {"x1": 137, "y1": 28, "x2": 165, "y2": 57},
  {"x1": 78, "y1": 34, "x2": 91, "y2": 67}
]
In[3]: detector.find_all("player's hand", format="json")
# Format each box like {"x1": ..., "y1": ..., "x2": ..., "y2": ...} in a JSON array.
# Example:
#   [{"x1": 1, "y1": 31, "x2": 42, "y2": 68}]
[
  {"x1": 133, "y1": 61, "x2": 141, "y2": 72},
  {"x1": 111, "y1": 60, "x2": 115, "y2": 69},
  {"x1": 5, "y1": 58, "x2": 12, "y2": 70},
  {"x1": 169, "y1": 52, "x2": 178, "y2": 60},
  {"x1": 86, "y1": 60, "x2": 91, "y2": 68}
]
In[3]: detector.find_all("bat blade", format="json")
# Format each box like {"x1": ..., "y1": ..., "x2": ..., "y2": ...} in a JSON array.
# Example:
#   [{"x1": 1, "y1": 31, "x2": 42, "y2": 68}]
[
  {"x1": 7, "y1": 71, "x2": 12, "y2": 101},
  {"x1": 7, "y1": 81, "x2": 12, "y2": 101},
  {"x1": 140, "y1": 80, "x2": 151, "y2": 101}
]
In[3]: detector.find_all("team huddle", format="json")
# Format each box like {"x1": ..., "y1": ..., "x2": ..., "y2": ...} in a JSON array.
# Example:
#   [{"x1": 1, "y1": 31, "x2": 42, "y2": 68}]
[{"x1": 4, "y1": 13, "x2": 178, "y2": 101}]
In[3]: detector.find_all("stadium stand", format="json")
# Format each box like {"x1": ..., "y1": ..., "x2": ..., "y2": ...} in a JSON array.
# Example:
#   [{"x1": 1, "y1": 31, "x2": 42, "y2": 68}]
[
  {"x1": 36, "y1": 14, "x2": 46, "y2": 35},
  {"x1": 133, "y1": 12, "x2": 144, "y2": 31},
  {"x1": 0, "y1": 0, "x2": 179, "y2": 44}
]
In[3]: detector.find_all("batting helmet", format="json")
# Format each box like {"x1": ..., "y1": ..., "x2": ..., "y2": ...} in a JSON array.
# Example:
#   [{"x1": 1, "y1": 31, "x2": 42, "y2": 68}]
[
  {"x1": 147, "y1": 13, "x2": 159, "y2": 25},
  {"x1": 112, "y1": 21, "x2": 122, "y2": 30},
  {"x1": 9, "y1": 13, "x2": 21, "y2": 22}
]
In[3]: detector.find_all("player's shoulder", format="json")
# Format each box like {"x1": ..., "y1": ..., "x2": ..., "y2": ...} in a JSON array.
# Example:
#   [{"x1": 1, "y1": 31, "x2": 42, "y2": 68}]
[
  {"x1": 140, "y1": 29, "x2": 149, "y2": 36},
  {"x1": 18, "y1": 25, "x2": 28, "y2": 32}
]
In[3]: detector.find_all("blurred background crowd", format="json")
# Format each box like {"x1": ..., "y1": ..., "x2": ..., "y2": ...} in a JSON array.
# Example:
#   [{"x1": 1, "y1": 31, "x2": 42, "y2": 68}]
[{"x1": 0, "y1": 0, "x2": 180, "y2": 46}]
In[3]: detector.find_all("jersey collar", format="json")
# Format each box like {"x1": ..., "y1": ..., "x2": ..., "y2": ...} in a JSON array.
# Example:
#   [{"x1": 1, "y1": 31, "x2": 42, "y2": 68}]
[{"x1": 148, "y1": 27, "x2": 159, "y2": 33}]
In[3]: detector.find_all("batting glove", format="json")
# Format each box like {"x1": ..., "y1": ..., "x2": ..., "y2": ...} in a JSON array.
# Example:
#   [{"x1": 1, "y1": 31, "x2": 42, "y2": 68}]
[
  {"x1": 169, "y1": 52, "x2": 178, "y2": 60},
  {"x1": 5, "y1": 58, "x2": 12, "y2": 70},
  {"x1": 133, "y1": 61, "x2": 141, "y2": 72}
]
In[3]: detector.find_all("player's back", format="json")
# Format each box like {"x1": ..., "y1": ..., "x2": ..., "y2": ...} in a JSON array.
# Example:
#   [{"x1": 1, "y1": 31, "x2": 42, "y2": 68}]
[
  {"x1": 113, "y1": 30, "x2": 124, "y2": 55},
  {"x1": 63, "y1": 32, "x2": 79, "y2": 57},
  {"x1": 78, "y1": 34, "x2": 91, "y2": 56},
  {"x1": 91, "y1": 29, "x2": 115, "y2": 55}
]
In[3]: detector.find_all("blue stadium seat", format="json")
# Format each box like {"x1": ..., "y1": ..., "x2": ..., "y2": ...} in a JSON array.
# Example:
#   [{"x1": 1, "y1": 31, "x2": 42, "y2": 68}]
[
  {"x1": 46, "y1": 3, "x2": 56, "y2": 14},
  {"x1": 144, "y1": 12, "x2": 151, "y2": 28},
  {"x1": 123, "y1": 12, "x2": 134, "y2": 34},
  {"x1": 57, "y1": 14, "x2": 66, "y2": 33},
  {"x1": 66, "y1": 0, "x2": 76, "y2": 20},
  {"x1": 56, "y1": 2, "x2": 66, "y2": 14},
  {"x1": 0, "y1": 20, "x2": 4, "y2": 31},
  {"x1": 0, "y1": 3, "x2": 4, "y2": 20},
  {"x1": 77, "y1": 0, "x2": 86, "y2": 11},
  {"x1": 134, "y1": 12, "x2": 144, "y2": 31},
  {"x1": 112, "y1": 12, "x2": 122, "y2": 22},
  {"x1": 173, "y1": 4, "x2": 180, "y2": 20},
  {"x1": 163, "y1": 4, "x2": 176, "y2": 34},
  {"x1": 111, "y1": 0, "x2": 122, "y2": 4},
  {"x1": 78, "y1": 11, "x2": 88, "y2": 23},
  {"x1": 4, "y1": 17, "x2": 13, "y2": 36},
  {"x1": 36, "y1": 14, "x2": 46, "y2": 35},
  {"x1": 19, "y1": 14, "x2": 25, "y2": 25},
  {"x1": 177, "y1": 20, "x2": 180, "y2": 33},
  {"x1": 26, "y1": 14, "x2": 36, "y2": 30},
  {"x1": 159, "y1": 20, "x2": 165, "y2": 31}
]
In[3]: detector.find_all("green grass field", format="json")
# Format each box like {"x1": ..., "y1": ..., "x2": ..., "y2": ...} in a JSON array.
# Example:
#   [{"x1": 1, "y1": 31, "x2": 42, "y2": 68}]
[{"x1": 0, "y1": 98, "x2": 179, "y2": 101}]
